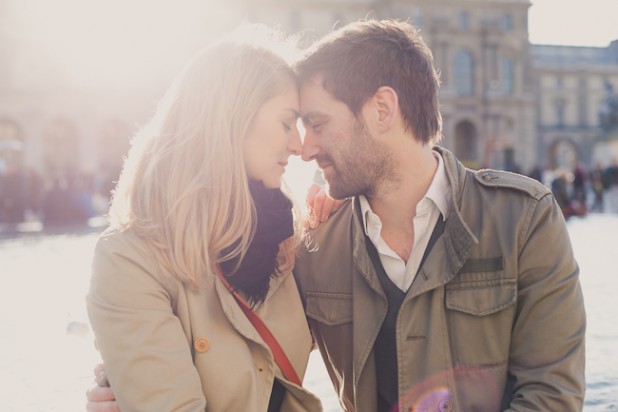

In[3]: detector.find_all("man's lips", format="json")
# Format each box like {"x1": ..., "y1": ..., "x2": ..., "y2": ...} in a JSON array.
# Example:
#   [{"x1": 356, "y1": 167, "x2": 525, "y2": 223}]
[{"x1": 317, "y1": 160, "x2": 333, "y2": 170}]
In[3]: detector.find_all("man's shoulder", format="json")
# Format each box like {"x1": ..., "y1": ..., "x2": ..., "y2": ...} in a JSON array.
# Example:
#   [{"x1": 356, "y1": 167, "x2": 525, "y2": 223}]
[
  {"x1": 297, "y1": 198, "x2": 355, "y2": 263},
  {"x1": 295, "y1": 199, "x2": 357, "y2": 290},
  {"x1": 307, "y1": 198, "x2": 355, "y2": 237},
  {"x1": 471, "y1": 169, "x2": 551, "y2": 200}
]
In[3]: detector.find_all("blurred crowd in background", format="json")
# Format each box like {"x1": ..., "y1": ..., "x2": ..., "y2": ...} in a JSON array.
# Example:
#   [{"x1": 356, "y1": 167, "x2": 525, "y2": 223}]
[
  {"x1": 526, "y1": 159, "x2": 618, "y2": 219},
  {"x1": 2, "y1": 159, "x2": 618, "y2": 228},
  {"x1": 0, "y1": 167, "x2": 116, "y2": 227}
]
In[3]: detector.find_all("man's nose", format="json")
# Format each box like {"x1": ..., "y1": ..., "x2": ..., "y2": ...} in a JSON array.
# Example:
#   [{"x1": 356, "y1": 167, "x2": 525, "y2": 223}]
[{"x1": 301, "y1": 131, "x2": 319, "y2": 162}]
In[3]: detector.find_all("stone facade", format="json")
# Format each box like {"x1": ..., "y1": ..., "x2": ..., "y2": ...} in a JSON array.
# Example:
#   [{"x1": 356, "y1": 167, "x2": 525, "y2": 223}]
[
  {"x1": 532, "y1": 41, "x2": 618, "y2": 170},
  {"x1": 1, "y1": 0, "x2": 617, "y2": 182}
]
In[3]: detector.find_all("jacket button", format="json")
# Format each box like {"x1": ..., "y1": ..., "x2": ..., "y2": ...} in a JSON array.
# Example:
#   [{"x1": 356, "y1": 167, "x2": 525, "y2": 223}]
[
  {"x1": 194, "y1": 337, "x2": 210, "y2": 352},
  {"x1": 439, "y1": 399, "x2": 452, "y2": 411}
]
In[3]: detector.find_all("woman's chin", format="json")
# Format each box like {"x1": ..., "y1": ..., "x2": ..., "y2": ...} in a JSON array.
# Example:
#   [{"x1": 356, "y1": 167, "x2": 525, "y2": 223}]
[{"x1": 261, "y1": 177, "x2": 282, "y2": 190}]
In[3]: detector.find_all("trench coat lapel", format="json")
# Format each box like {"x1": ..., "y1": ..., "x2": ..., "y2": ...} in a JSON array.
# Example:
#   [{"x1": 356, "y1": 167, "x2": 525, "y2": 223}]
[{"x1": 214, "y1": 276, "x2": 263, "y2": 343}]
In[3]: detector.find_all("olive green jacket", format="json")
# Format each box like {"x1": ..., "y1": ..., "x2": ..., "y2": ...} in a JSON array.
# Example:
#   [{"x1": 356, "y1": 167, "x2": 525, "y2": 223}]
[
  {"x1": 87, "y1": 228, "x2": 322, "y2": 412},
  {"x1": 294, "y1": 147, "x2": 585, "y2": 412}
]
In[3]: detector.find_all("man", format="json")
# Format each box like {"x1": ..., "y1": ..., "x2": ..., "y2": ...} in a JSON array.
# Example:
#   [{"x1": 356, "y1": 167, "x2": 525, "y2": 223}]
[
  {"x1": 292, "y1": 20, "x2": 585, "y2": 411},
  {"x1": 88, "y1": 19, "x2": 585, "y2": 411}
]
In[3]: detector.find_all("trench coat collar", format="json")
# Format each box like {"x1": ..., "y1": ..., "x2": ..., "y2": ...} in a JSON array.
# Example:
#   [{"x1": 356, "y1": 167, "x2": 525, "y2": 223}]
[{"x1": 213, "y1": 268, "x2": 292, "y2": 381}]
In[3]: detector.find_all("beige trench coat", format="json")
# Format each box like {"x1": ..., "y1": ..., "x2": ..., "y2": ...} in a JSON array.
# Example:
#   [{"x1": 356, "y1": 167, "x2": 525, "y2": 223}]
[
  {"x1": 87, "y1": 228, "x2": 322, "y2": 412},
  {"x1": 294, "y1": 147, "x2": 586, "y2": 412}
]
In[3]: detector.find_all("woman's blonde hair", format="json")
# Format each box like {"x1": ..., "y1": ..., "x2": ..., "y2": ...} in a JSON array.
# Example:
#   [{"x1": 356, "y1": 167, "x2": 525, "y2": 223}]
[{"x1": 109, "y1": 24, "x2": 301, "y2": 289}]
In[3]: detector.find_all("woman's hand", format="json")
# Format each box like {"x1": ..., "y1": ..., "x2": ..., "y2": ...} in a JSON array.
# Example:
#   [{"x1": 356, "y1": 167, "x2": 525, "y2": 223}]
[
  {"x1": 304, "y1": 183, "x2": 345, "y2": 229},
  {"x1": 85, "y1": 364, "x2": 120, "y2": 412}
]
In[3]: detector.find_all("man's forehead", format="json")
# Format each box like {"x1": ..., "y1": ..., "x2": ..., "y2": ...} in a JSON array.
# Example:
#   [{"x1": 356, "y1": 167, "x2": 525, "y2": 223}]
[
  {"x1": 299, "y1": 75, "x2": 327, "y2": 99},
  {"x1": 299, "y1": 75, "x2": 337, "y2": 115},
  {"x1": 301, "y1": 73, "x2": 326, "y2": 88}
]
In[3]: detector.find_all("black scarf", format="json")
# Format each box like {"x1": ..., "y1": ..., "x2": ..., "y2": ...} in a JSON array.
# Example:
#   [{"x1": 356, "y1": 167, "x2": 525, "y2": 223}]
[{"x1": 219, "y1": 180, "x2": 294, "y2": 306}]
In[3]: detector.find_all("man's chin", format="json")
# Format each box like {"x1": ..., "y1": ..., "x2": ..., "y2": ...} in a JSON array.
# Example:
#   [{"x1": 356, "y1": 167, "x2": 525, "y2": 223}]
[{"x1": 325, "y1": 184, "x2": 352, "y2": 200}]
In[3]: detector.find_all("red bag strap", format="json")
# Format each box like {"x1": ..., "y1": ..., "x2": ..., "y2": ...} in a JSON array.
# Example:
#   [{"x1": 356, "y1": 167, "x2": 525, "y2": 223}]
[{"x1": 215, "y1": 265, "x2": 302, "y2": 386}]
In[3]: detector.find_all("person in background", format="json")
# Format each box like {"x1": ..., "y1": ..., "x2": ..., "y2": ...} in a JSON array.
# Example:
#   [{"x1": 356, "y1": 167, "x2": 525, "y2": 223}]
[
  {"x1": 86, "y1": 24, "x2": 323, "y2": 412},
  {"x1": 603, "y1": 158, "x2": 618, "y2": 213},
  {"x1": 590, "y1": 162, "x2": 605, "y2": 212},
  {"x1": 572, "y1": 162, "x2": 587, "y2": 210},
  {"x1": 292, "y1": 19, "x2": 585, "y2": 411}
]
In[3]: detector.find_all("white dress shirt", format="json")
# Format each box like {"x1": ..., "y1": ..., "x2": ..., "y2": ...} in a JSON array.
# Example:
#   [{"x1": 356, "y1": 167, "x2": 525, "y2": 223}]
[{"x1": 359, "y1": 151, "x2": 450, "y2": 292}]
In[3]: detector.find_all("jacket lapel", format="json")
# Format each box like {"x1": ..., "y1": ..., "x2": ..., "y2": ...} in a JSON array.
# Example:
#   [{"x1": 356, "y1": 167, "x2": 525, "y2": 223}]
[
  {"x1": 350, "y1": 199, "x2": 388, "y2": 389},
  {"x1": 408, "y1": 147, "x2": 478, "y2": 296}
]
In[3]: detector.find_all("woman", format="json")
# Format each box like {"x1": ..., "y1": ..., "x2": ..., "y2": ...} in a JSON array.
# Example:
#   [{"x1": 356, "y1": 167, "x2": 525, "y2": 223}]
[{"x1": 86, "y1": 25, "x2": 322, "y2": 412}]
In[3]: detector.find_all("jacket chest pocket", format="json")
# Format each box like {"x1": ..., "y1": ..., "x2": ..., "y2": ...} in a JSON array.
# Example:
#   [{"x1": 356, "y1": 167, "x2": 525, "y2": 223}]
[
  {"x1": 446, "y1": 256, "x2": 515, "y2": 316},
  {"x1": 444, "y1": 272, "x2": 516, "y2": 367},
  {"x1": 305, "y1": 291, "x2": 353, "y2": 382},
  {"x1": 305, "y1": 291, "x2": 352, "y2": 326},
  {"x1": 445, "y1": 279, "x2": 516, "y2": 316}
]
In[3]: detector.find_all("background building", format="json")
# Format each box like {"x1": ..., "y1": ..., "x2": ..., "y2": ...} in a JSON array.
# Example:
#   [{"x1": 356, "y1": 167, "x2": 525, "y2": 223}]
[
  {"x1": 1, "y1": 0, "x2": 618, "y2": 223},
  {"x1": 250, "y1": 0, "x2": 618, "y2": 173},
  {"x1": 251, "y1": 0, "x2": 537, "y2": 171},
  {"x1": 533, "y1": 41, "x2": 618, "y2": 170}
]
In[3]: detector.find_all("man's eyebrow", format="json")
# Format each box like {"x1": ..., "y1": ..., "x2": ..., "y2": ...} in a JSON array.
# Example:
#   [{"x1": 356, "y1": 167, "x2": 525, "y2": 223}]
[{"x1": 301, "y1": 112, "x2": 327, "y2": 124}]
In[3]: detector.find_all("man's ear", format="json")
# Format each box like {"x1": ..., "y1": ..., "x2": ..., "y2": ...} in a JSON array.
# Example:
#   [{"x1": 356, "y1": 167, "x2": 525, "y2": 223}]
[{"x1": 365, "y1": 86, "x2": 399, "y2": 133}]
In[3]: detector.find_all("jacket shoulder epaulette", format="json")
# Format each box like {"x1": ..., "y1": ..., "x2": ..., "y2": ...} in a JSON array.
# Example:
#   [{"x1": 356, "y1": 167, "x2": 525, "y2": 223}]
[{"x1": 473, "y1": 169, "x2": 550, "y2": 200}]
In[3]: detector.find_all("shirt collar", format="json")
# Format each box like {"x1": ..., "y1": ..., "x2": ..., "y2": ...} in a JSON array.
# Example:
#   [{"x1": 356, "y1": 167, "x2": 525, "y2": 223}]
[
  {"x1": 426, "y1": 150, "x2": 450, "y2": 221},
  {"x1": 359, "y1": 150, "x2": 450, "y2": 236}
]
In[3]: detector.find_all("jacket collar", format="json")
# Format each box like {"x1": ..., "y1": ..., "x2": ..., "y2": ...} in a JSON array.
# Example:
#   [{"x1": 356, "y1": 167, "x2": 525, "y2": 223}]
[
  {"x1": 433, "y1": 146, "x2": 479, "y2": 271},
  {"x1": 350, "y1": 146, "x2": 478, "y2": 296}
]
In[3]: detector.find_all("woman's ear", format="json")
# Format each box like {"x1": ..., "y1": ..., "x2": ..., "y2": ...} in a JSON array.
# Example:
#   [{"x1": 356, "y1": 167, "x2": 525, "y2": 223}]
[{"x1": 363, "y1": 86, "x2": 399, "y2": 133}]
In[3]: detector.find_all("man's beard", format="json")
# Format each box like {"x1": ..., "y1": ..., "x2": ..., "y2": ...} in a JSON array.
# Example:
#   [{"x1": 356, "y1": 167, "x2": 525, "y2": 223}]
[{"x1": 318, "y1": 120, "x2": 395, "y2": 199}]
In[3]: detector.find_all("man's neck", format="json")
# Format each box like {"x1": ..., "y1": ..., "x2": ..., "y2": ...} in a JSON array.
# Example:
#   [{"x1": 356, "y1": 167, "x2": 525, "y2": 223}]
[{"x1": 365, "y1": 144, "x2": 438, "y2": 234}]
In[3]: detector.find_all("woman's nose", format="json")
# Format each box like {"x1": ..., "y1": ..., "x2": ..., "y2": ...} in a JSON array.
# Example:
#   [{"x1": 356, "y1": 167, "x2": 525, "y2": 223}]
[{"x1": 288, "y1": 128, "x2": 302, "y2": 156}]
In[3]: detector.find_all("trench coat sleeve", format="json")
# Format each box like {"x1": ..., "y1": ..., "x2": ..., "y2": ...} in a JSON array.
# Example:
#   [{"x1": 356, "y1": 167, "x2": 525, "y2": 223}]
[
  {"x1": 505, "y1": 193, "x2": 586, "y2": 410},
  {"x1": 86, "y1": 234, "x2": 206, "y2": 412}
]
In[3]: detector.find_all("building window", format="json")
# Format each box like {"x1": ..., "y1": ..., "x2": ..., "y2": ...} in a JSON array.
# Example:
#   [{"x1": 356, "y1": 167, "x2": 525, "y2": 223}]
[
  {"x1": 454, "y1": 120, "x2": 478, "y2": 167},
  {"x1": 458, "y1": 11, "x2": 469, "y2": 30},
  {"x1": 410, "y1": 7, "x2": 423, "y2": 28},
  {"x1": 501, "y1": 57, "x2": 515, "y2": 94},
  {"x1": 556, "y1": 75, "x2": 564, "y2": 88},
  {"x1": 503, "y1": 14, "x2": 513, "y2": 31},
  {"x1": 555, "y1": 100, "x2": 566, "y2": 128},
  {"x1": 577, "y1": 77, "x2": 588, "y2": 126},
  {"x1": 454, "y1": 49, "x2": 474, "y2": 96}
]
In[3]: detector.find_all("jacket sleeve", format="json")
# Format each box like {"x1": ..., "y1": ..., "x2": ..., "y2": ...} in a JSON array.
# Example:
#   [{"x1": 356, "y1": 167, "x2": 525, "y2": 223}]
[
  {"x1": 86, "y1": 234, "x2": 206, "y2": 412},
  {"x1": 505, "y1": 193, "x2": 586, "y2": 410}
]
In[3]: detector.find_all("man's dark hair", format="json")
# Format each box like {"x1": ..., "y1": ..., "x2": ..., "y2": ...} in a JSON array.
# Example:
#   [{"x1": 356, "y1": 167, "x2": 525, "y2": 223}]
[{"x1": 294, "y1": 19, "x2": 442, "y2": 144}]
